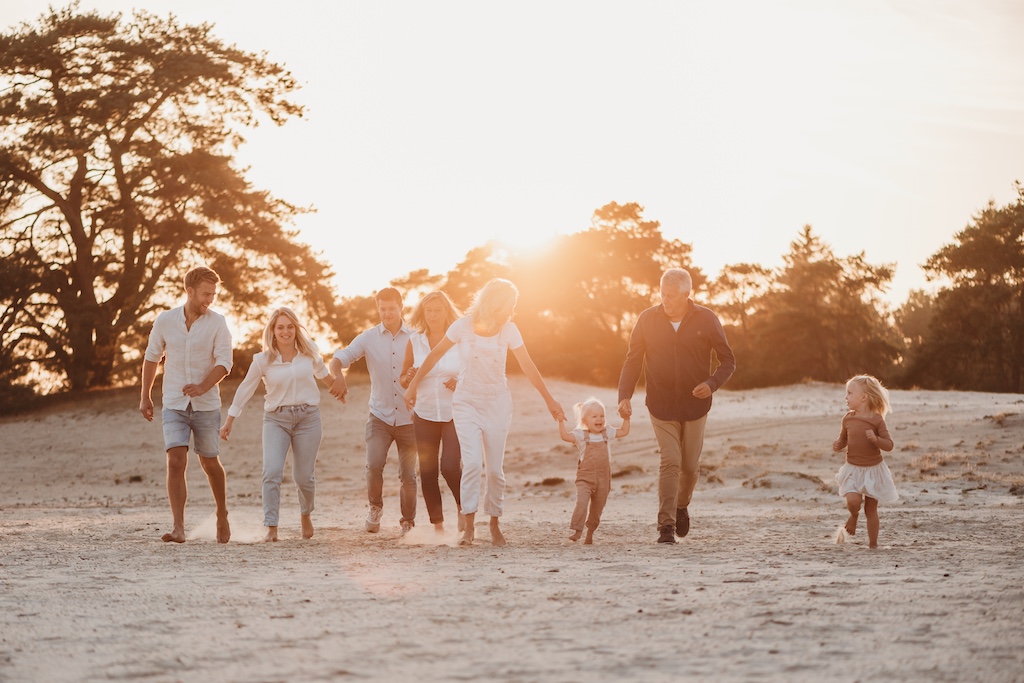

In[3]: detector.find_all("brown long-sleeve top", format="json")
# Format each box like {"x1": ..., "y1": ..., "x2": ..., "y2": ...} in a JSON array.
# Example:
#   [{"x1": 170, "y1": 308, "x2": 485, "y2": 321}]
[{"x1": 835, "y1": 411, "x2": 893, "y2": 467}]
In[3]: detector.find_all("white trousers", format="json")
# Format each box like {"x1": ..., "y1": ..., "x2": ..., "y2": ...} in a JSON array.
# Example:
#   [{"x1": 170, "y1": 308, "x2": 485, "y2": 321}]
[{"x1": 452, "y1": 388, "x2": 512, "y2": 517}]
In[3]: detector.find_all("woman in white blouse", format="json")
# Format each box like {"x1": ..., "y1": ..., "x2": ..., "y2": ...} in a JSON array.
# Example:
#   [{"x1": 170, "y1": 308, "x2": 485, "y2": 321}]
[
  {"x1": 220, "y1": 307, "x2": 334, "y2": 542},
  {"x1": 400, "y1": 291, "x2": 464, "y2": 534}
]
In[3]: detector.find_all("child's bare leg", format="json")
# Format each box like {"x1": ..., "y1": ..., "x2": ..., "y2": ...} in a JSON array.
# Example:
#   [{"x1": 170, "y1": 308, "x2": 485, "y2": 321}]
[
  {"x1": 569, "y1": 528, "x2": 582, "y2": 542},
  {"x1": 583, "y1": 527, "x2": 595, "y2": 545},
  {"x1": 864, "y1": 496, "x2": 880, "y2": 548},
  {"x1": 844, "y1": 493, "x2": 862, "y2": 535},
  {"x1": 264, "y1": 526, "x2": 279, "y2": 542},
  {"x1": 490, "y1": 516, "x2": 506, "y2": 547},
  {"x1": 301, "y1": 514, "x2": 314, "y2": 539},
  {"x1": 459, "y1": 512, "x2": 475, "y2": 545}
]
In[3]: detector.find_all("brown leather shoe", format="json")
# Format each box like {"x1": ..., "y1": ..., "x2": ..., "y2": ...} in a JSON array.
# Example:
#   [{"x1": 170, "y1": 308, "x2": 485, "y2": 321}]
[
  {"x1": 657, "y1": 526, "x2": 677, "y2": 544},
  {"x1": 675, "y1": 508, "x2": 690, "y2": 538}
]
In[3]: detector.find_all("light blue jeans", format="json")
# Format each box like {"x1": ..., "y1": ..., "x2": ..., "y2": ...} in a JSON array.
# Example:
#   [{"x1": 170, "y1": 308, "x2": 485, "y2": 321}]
[{"x1": 262, "y1": 404, "x2": 323, "y2": 527}]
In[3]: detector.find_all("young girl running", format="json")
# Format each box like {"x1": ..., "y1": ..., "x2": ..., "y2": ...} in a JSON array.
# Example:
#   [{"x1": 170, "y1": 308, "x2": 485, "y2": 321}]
[
  {"x1": 404, "y1": 278, "x2": 564, "y2": 547},
  {"x1": 558, "y1": 398, "x2": 629, "y2": 544},
  {"x1": 832, "y1": 374, "x2": 899, "y2": 548}
]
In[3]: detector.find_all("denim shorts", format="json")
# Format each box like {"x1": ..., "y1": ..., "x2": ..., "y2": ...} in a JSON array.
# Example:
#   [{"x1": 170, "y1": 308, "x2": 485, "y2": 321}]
[{"x1": 162, "y1": 406, "x2": 222, "y2": 457}]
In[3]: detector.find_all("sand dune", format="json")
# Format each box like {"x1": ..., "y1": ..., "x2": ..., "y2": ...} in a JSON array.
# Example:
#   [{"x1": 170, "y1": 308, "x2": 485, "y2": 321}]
[{"x1": 1, "y1": 378, "x2": 1022, "y2": 682}]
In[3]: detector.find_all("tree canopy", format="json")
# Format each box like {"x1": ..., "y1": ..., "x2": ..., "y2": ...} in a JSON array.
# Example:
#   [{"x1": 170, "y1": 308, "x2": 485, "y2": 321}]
[
  {"x1": 907, "y1": 184, "x2": 1024, "y2": 391},
  {"x1": 0, "y1": 4, "x2": 337, "y2": 393}
]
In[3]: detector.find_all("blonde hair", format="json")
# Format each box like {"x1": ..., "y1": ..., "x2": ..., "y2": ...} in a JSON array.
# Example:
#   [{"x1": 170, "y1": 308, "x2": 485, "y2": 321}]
[
  {"x1": 847, "y1": 374, "x2": 892, "y2": 417},
  {"x1": 262, "y1": 307, "x2": 320, "y2": 363},
  {"x1": 468, "y1": 278, "x2": 518, "y2": 333},
  {"x1": 409, "y1": 291, "x2": 462, "y2": 333},
  {"x1": 573, "y1": 397, "x2": 605, "y2": 431}
]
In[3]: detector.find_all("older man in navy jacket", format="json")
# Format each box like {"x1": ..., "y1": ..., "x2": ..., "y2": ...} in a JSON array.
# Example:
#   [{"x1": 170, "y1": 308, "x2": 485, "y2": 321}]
[{"x1": 618, "y1": 268, "x2": 736, "y2": 544}]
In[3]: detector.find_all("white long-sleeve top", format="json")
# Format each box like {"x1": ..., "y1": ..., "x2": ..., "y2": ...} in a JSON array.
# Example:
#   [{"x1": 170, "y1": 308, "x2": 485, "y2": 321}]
[
  {"x1": 227, "y1": 350, "x2": 330, "y2": 416},
  {"x1": 409, "y1": 331, "x2": 461, "y2": 423}
]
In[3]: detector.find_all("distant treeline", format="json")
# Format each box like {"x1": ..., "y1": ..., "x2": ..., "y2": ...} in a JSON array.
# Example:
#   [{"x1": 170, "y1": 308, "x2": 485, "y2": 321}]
[
  {"x1": 2, "y1": 7, "x2": 1021, "y2": 411},
  {"x1": 326, "y1": 196, "x2": 1023, "y2": 396}
]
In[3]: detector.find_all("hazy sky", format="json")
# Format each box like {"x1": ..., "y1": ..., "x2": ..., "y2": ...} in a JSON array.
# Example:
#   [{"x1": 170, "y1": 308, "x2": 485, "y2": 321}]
[{"x1": 4, "y1": 1, "x2": 1024, "y2": 306}]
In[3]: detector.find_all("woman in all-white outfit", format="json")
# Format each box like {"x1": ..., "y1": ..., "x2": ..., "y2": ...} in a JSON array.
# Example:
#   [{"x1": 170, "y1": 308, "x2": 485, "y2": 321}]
[
  {"x1": 220, "y1": 307, "x2": 334, "y2": 542},
  {"x1": 400, "y1": 291, "x2": 465, "y2": 534},
  {"x1": 404, "y1": 279, "x2": 564, "y2": 546}
]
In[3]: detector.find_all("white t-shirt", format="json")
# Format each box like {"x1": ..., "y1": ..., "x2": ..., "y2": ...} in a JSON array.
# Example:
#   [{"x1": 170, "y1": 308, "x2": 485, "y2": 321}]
[
  {"x1": 409, "y1": 331, "x2": 461, "y2": 423},
  {"x1": 228, "y1": 350, "x2": 330, "y2": 416},
  {"x1": 445, "y1": 317, "x2": 523, "y2": 391}
]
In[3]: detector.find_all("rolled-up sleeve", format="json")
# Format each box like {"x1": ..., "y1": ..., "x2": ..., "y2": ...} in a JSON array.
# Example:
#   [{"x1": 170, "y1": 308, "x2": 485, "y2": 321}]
[
  {"x1": 144, "y1": 318, "x2": 167, "y2": 364},
  {"x1": 213, "y1": 317, "x2": 233, "y2": 374}
]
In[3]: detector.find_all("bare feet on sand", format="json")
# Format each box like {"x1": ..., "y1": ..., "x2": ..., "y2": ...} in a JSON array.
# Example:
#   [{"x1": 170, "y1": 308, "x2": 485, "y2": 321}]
[
  {"x1": 217, "y1": 512, "x2": 231, "y2": 544},
  {"x1": 459, "y1": 512, "x2": 475, "y2": 545},
  {"x1": 584, "y1": 530, "x2": 594, "y2": 545},
  {"x1": 490, "y1": 517, "x2": 506, "y2": 547},
  {"x1": 264, "y1": 527, "x2": 279, "y2": 542},
  {"x1": 434, "y1": 522, "x2": 445, "y2": 535},
  {"x1": 569, "y1": 530, "x2": 582, "y2": 542},
  {"x1": 161, "y1": 529, "x2": 186, "y2": 543},
  {"x1": 301, "y1": 515, "x2": 314, "y2": 539},
  {"x1": 845, "y1": 514, "x2": 857, "y2": 536}
]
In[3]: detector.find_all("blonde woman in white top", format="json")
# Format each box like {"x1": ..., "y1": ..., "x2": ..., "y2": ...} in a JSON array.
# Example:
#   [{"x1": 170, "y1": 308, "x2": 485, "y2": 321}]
[
  {"x1": 400, "y1": 291, "x2": 464, "y2": 534},
  {"x1": 220, "y1": 307, "x2": 335, "y2": 542},
  {"x1": 405, "y1": 279, "x2": 564, "y2": 547}
]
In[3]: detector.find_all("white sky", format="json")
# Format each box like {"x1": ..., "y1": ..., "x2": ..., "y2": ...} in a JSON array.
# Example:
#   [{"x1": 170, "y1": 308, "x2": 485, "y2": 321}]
[{"x1": 4, "y1": 0, "x2": 1024, "y2": 306}]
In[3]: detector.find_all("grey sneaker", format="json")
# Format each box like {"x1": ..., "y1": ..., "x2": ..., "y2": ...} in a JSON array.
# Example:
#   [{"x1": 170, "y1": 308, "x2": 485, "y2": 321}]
[{"x1": 365, "y1": 505, "x2": 383, "y2": 533}]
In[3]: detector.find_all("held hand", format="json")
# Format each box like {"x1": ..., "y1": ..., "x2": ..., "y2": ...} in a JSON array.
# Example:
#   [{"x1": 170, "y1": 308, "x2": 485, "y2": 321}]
[
  {"x1": 692, "y1": 382, "x2": 712, "y2": 399},
  {"x1": 547, "y1": 399, "x2": 565, "y2": 422},
  {"x1": 329, "y1": 375, "x2": 348, "y2": 403},
  {"x1": 404, "y1": 386, "x2": 417, "y2": 412},
  {"x1": 617, "y1": 399, "x2": 632, "y2": 419},
  {"x1": 140, "y1": 396, "x2": 154, "y2": 422},
  {"x1": 443, "y1": 378, "x2": 457, "y2": 391}
]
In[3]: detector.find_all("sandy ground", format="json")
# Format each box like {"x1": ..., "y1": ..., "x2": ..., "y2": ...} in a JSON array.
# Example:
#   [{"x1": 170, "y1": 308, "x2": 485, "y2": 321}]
[{"x1": 2, "y1": 377, "x2": 1023, "y2": 682}]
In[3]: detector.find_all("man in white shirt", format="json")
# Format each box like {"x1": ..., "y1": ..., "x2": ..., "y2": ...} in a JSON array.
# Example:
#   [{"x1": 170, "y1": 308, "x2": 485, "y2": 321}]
[
  {"x1": 329, "y1": 287, "x2": 418, "y2": 535},
  {"x1": 140, "y1": 267, "x2": 233, "y2": 543}
]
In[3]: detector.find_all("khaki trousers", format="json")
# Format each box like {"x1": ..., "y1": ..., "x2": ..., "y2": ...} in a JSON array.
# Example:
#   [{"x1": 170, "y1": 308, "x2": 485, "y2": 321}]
[{"x1": 650, "y1": 413, "x2": 707, "y2": 530}]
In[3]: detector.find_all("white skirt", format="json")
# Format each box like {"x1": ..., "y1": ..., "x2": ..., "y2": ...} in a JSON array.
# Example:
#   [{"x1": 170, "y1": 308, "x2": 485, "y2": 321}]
[{"x1": 835, "y1": 461, "x2": 899, "y2": 504}]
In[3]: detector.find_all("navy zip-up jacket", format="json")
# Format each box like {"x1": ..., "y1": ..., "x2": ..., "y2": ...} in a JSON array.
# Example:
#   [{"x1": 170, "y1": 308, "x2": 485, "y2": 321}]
[{"x1": 617, "y1": 300, "x2": 736, "y2": 423}]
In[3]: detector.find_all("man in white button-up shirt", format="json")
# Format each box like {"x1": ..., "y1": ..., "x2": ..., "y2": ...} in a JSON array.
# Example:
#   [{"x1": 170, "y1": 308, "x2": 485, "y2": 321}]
[
  {"x1": 140, "y1": 267, "x2": 233, "y2": 543},
  {"x1": 329, "y1": 287, "x2": 418, "y2": 535}
]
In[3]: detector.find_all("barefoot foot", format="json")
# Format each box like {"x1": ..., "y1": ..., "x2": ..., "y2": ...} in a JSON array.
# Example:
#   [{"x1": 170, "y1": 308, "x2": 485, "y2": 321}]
[
  {"x1": 569, "y1": 530, "x2": 582, "y2": 542},
  {"x1": 217, "y1": 512, "x2": 231, "y2": 543},
  {"x1": 584, "y1": 530, "x2": 595, "y2": 545},
  {"x1": 434, "y1": 522, "x2": 445, "y2": 535},
  {"x1": 845, "y1": 514, "x2": 857, "y2": 536},
  {"x1": 161, "y1": 529, "x2": 186, "y2": 543},
  {"x1": 301, "y1": 515, "x2": 314, "y2": 539},
  {"x1": 489, "y1": 517, "x2": 506, "y2": 547},
  {"x1": 264, "y1": 526, "x2": 279, "y2": 542}
]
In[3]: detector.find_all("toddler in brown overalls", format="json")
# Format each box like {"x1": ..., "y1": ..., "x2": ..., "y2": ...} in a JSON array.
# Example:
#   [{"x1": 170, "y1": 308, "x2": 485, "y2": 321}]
[{"x1": 558, "y1": 398, "x2": 630, "y2": 544}]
